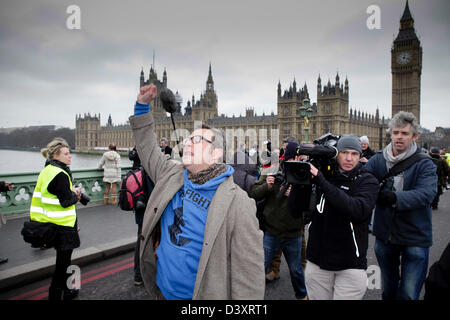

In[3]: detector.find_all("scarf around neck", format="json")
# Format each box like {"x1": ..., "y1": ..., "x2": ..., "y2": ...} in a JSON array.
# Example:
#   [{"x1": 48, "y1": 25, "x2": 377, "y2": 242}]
[
  {"x1": 383, "y1": 141, "x2": 418, "y2": 170},
  {"x1": 187, "y1": 163, "x2": 227, "y2": 185},
  {"x1": 382, "y1": 141, "x2": 417, "y2": 191}
]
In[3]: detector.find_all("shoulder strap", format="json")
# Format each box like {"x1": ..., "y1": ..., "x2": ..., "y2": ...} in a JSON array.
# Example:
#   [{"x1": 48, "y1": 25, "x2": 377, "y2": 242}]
[{"x1": 381, "y1": 152, "x2": 429, "y2": 183}]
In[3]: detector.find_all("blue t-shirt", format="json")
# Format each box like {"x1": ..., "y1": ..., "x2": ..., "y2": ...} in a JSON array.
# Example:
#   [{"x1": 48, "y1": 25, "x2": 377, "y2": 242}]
[{"x1": 156, "y1": 166, "x2": 234, "y2": 300}]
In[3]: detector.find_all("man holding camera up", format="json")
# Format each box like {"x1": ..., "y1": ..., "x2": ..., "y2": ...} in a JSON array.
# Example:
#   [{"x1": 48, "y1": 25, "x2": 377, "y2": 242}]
[
  {"x1": 305, "y1": 134, "x2": 379, "y2": 300},
  {"x1": 251, "y1": 141, "x2": 308, "y2": 300}
]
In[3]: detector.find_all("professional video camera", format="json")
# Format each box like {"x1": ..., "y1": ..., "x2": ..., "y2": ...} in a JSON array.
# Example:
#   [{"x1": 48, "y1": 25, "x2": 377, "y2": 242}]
[
  {"x1": 283, "y1": 133, "x2": 340, "y2": 186},
  {"x1": 272, "y1": 133, "x2": 339, "y2": 200}
]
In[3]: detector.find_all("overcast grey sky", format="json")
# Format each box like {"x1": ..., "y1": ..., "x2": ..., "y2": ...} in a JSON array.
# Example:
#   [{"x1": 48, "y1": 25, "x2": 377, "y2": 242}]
[{"x1": 0, "y1": 0, "x2": 449, "y2": 131}]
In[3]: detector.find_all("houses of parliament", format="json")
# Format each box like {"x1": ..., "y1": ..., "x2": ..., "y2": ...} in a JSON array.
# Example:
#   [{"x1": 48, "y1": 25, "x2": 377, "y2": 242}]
[{"x1": 76, "y1": 1, "x2": 422, "y2": 154}]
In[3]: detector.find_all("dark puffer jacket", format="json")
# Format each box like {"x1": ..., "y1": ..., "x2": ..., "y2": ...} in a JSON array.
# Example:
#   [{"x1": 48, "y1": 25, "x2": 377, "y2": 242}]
[{"x1": 306, "y1": 163, "x2": 379, "y2": 271}]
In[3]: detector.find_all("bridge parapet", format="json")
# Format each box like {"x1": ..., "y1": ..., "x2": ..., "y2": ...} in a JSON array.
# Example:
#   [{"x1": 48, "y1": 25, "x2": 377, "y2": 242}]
[{"x1": 0, "y1": 167, "x2": 131, "y2": 216}]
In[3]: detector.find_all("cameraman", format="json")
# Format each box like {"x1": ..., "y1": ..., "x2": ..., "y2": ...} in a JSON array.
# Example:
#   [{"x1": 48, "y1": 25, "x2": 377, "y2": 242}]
[
  {"x1": 305, "y1": 134, "x2": 379, "y2": 300},
  {"x1": 251, "y1": 141, "x2": 307, "y2": 300}
]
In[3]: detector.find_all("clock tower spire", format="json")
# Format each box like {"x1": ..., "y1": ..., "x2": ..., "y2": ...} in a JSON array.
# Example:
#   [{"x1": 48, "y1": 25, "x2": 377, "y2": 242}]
[{"x1": 391, "y1": 0, "x2": 422, "y2": 123}]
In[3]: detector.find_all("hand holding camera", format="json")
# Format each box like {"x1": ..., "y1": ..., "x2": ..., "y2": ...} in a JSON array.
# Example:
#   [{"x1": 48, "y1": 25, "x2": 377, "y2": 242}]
[
  {"x1": 266, "y1": 176, "x2": 275, "y2": 189},
  {"x1": 74, "y1": 184, "x2": 90, "y2": 206},
  {"x1": 309, "y1": 163, "x2": 319, "y2": 178}
]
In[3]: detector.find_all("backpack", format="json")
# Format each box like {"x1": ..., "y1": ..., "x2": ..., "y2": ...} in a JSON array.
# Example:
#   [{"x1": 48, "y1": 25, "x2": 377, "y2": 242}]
[{"x1": 118, "y1": 168, "x2": 148, "y2": 211}]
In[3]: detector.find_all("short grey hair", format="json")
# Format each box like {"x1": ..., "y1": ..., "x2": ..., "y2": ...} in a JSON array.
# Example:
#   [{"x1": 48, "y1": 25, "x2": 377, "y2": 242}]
[
  {"x1": 160, "y1": 137, "x2": 168, "y2": 144},
  {"x1": 387, "y1": 111, "x2": 422, "y2": 136}
]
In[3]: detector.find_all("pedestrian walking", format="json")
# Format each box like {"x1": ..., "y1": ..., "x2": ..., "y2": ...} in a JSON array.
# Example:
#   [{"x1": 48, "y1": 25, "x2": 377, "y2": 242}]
[
  {"x1": 304, "y1": 134, "x2": 379, "y2": 300},
  {"x1": 31, "y1": 138, "x2": 82, "y2": 300},
  {"x1": 365, "y1": 111, "x2": 437, "y2": 300},
  {"x1": 130, "y1": 84, "x2": 264, "y2": 300},
  {"x1": 98, "y1": 144, "x2": 121, "y2": 205},
  {"x1": 251, "y1": 141, "x2": 308, "y2": 300},
  {"x1": 430, "y1": 147, "x2": 448, "y2": 210}
]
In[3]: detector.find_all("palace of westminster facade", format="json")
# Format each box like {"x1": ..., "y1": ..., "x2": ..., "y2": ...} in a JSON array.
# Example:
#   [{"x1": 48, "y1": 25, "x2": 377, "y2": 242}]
[{"x1": 76, "y1": 1, "x2": 423, "y2": 154}]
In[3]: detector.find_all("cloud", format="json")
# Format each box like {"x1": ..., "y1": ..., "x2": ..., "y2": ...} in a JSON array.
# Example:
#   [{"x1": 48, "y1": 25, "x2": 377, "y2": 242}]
[{"x1": 0, "y1": 0, "x2": 449, "y2": 131}]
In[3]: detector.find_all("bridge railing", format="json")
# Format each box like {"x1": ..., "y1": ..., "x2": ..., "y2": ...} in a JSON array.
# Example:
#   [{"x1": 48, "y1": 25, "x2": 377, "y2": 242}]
[{"x1": 0, "y1": 167, "x2": 132, "y2": 217}]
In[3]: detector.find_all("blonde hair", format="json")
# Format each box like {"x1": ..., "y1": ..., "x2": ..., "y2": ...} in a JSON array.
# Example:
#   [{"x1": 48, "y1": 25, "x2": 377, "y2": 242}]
[{"x1": 41, "y1": 138, "x2": 70, "y2": 160}]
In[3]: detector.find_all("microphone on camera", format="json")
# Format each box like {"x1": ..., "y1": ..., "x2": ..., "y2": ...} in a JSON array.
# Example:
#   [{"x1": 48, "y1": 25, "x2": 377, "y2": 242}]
[
  {"x1": 159, "y1": 88, "x2": 181, "y2": 151},
  {"x1": 160, "y1": 88, "x2": 177, "y2": 114}
]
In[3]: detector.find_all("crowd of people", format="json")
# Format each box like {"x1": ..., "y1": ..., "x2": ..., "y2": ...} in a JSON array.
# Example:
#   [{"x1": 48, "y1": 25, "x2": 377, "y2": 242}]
[
  {"x1": 126, "y1": 84, "x2": 449, "y2": 300},
  {"x1": 1, "y1": 83, "x2": 449, "y2": 300}
]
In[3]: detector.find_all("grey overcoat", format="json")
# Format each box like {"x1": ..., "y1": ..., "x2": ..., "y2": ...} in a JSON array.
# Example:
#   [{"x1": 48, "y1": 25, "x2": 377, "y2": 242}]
[{"x1": 129, "y1": 112, "x2": 265, "y2": 300}]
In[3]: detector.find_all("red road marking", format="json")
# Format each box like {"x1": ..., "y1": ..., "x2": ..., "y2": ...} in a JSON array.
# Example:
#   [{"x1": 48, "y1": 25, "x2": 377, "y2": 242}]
[
  {"x1": 80, "y1": 262, "x2": 134, "y2": 286},
  {"x1": 8, "y1": 257, "x2": 134, "y2": 300},
  {"x1": 8, "y1": 285, "x2": 49, "y2": 300}
]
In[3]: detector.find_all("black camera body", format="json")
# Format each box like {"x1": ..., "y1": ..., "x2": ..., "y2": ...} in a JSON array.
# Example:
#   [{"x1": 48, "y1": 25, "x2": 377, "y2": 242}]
[
  {"x1": 79, "y1": 193, "x2": 90, "y2": 206},
  {"x1": 284, "y1": 133, "x2": 340, "y2": 186},
  {"x1": 283, "y1": 161, "x2": 312, "y2": 185}
]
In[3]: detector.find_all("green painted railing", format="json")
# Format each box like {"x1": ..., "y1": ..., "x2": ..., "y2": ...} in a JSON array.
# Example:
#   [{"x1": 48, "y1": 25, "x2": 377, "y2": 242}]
[{"x1": 0, "y1": 167, "x2": 132, "y2": 216}]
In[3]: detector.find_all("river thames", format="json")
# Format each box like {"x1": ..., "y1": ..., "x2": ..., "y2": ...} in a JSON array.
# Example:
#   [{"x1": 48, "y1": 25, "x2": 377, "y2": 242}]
[{"x1": 0, "y1": 149, "x2": 133, "y2": 174}]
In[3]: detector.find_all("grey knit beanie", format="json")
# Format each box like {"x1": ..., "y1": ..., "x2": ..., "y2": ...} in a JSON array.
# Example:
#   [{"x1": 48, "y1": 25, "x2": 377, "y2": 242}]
[{"x1": 337, "y1": 134, "x2": 362, "y2": 154}]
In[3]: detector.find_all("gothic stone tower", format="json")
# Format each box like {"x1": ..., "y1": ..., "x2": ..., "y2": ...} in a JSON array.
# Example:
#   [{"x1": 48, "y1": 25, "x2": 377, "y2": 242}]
[
  {"x1": 75, "y1": 113, "x2": 101, "y2": 151},
  {"x1": 140, "y1": 65, "x2": 168, "y2": 118},
  {"x1": 391, "y1": 0, "x2": 422, "y2": 123},
  {"x1": 316, "y1": 73, "x2": 349, "y2": 136},
  {"x1": 191, "y1": 63, "x2": 218, "y2": 121},
  {"x1": 277, "y1": 78, "x2": 311, "y2": 141}
]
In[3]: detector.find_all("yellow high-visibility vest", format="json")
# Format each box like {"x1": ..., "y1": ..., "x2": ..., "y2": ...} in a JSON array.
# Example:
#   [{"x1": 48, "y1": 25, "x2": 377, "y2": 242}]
[
  {"x1": 446, "y1": 153, "x2": 450, "y2": 167},
  {"x1": 30, "y1": 165, "x2": 76, "y2": 227}
]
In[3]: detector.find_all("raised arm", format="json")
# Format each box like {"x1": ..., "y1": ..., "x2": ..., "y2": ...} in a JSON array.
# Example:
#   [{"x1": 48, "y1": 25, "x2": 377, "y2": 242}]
[{"x1": 129, "y1": 84, "x2": 180, "y2": 184}]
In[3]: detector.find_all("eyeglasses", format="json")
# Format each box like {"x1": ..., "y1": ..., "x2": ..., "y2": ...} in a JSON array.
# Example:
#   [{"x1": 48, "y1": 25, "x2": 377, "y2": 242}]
[{"x1": 183, "y1": 135, "x2": 213, "y2": 146}]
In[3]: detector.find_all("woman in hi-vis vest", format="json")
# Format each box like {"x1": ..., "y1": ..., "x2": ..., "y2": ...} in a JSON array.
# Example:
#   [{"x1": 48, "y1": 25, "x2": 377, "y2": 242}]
[{"x1": 30, "y1": 138, "x2": 82, "y2": 300}]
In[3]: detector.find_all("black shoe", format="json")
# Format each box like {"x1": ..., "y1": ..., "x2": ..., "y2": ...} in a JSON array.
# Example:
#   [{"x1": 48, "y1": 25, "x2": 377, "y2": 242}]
[
  {"x1": 48, "y1": 286, "x2": 63, "y2": 300},
  {"x1": 134, "y1": 274, "x2": 143, "y2": 286},
  {"x1": 63, "y1": 288, "x2": 79, "y2": 300},
  {"x1": 0, "y1": 257, "x2": 8, "y2": 264}
]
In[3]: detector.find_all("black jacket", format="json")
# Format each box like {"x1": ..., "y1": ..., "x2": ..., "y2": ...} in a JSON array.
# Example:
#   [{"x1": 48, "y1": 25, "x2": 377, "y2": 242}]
[
  {"x1": 362, "y1": 147, "x2": 376, "y2": 160},
  {"x1": 251, "y1": 171, "x2": 304, "y2": 238},
  {"x1": 231, "y1": 151, "x2": 258, "y2": 196},
  {"x1": 44, "y1": 160, "x2": 80, "y2": 251},
  {"x1": 128, "y1": 147, "x2": 142, "y2": 170},
  {"x1": 0, "y1": 181, "x2": 9, "y2": 192},
  {"x1": 306, "y1": 163, "x2": 379, "y2": 270}
]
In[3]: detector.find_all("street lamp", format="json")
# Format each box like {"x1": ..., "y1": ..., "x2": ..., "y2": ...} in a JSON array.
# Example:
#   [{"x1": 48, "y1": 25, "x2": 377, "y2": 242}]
[{"x1": 299, "y1": 99, "x2": 313, "y2": 143}]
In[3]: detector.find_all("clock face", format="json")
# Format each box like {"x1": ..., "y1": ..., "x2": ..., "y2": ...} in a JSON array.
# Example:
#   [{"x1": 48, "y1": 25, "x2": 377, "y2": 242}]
[{"x1": 397, "y1": 51, "x2": 411, "y2": 65}]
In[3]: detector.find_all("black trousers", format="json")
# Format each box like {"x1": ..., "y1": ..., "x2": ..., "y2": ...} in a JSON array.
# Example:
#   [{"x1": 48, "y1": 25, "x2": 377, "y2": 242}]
[
  {"x1": 51, "y1": 249, "x2": 73, "y2": 289},
  {"x1": 134, "y1": 223, "x2": 143, "y2": 280}
]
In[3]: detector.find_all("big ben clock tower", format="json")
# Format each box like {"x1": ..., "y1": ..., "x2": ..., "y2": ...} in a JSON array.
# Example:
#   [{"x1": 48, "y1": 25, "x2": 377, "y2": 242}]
[{"x1": 391, "y1": 0, "x2": 422, "y2": 123}]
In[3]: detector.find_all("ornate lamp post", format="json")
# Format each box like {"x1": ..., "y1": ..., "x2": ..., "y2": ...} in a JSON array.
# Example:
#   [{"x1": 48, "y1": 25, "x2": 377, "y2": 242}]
[{"x1": 299, "y1": 98, "x2": 313, "y2": 143}]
